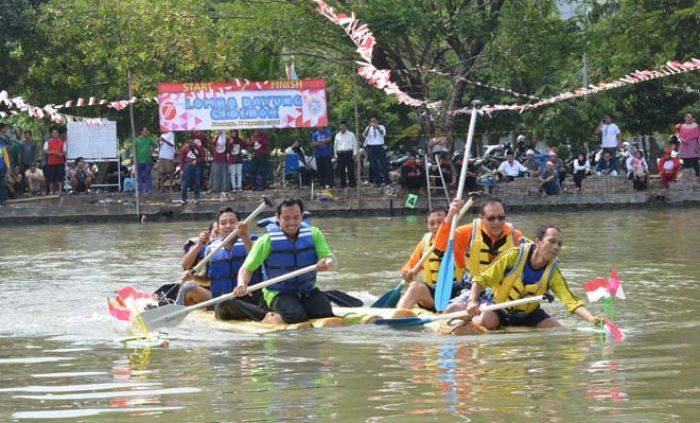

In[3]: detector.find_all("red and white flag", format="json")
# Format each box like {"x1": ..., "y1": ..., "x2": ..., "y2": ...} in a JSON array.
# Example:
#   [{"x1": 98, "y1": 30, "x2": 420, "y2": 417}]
[
  {"x1": 107, "y1": 285, "x2": 156, "y2": 321},
  {"x1": 583, "y1": 268, "x2": 625, "y2": 302},
  {"x1": 604, "y1": 316, "x2": 625, "y2": 343}
]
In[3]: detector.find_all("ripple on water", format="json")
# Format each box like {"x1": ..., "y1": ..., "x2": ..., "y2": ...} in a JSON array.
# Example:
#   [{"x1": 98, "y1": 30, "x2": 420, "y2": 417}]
[{"x1": 12, "y1": 406, "x2": 184, "y2": 420}]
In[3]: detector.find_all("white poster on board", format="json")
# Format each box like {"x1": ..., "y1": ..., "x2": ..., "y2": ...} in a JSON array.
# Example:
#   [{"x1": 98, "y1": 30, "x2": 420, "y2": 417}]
[{"x1": 67, "y1": 120, "x2": 119, "y2": 160}]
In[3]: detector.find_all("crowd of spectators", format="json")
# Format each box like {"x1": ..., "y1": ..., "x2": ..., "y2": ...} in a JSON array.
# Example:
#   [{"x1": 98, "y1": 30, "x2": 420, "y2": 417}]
[
  {"x1": 0, "y1": 112, "x2": 697, "y2": 206},
  {"x1": 395, "y1": 113, "x2": 699, "y2": 197}
]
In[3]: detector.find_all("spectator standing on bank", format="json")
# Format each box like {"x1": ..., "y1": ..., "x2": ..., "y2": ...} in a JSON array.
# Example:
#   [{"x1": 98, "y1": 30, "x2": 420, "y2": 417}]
[
  {"x1": 677, "y1": 113, "x2": 700, "y2": 178},
  {"x1": 572, "y1": 153, "x2": 591, "y2": 194},
  {"x1": 134, "y1": 127, "x2": 156, "y2": 195},
  {"x1": 523, "y1": 150, "x2": 541, "y2": 178},
  {"x1": 24, "y1": 162, "x2": 45, "y2": 195},
  {"x1": 9, "y1": 128, "x2": 23, "y2": 169},
  {"x1": 539, "y1": 161, "x2": 560, "y2": 196},
  {"x1": 192, "y1": 131, "x2": 209, "y2": 191},
  {"x1": 19, "y1": 130, "x2": 37, "y2": 193},
  {"x1": 227, "y1": 129, "x2": 244, "y2": 192},
  {"x1": 596, "y1": 150, "x2": 619, "y2": 176},
  {"x1": 657, "y1": 147, "x2": 681, "y2": 189},
  {"x1": 209, "y1": 130, "x2": 230, "y2": 193},
  {"x1": 157, "y1": 131, "x2": 176, "y2": 194},
  {"x1": 334, "y1": 121, "x2": 357, "y2": 188},
  {"x1": 363, "y1": 115, "x2": 390, "y2": 187},
  {"x1": 180, "y1": 134, "x2": 205, "y2": 204},
  {"x1": 312, "y1": 125, "x2": 334, "y2": 188},
  {"x1": 497, "y1": 152, "x2": 528, "y2": 182},
  {"x1": 595, "y1": 114, "x2": 621, "y2": 155},
  {"x1": 43, "y1": 127, "x2": 67, "y2": 195},
  {"x1": 250, "y1": 130, "x2": 270, "y2": 190},
  {"x1": 285, "y1": 140, "x2": 311, "y2": 186},
  {"x1": 0, "y1": 124, "x2": 10, "y2": 205}
]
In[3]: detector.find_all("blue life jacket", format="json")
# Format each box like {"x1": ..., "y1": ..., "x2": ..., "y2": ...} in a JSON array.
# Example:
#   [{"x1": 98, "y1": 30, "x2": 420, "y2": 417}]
[
  {"x1": 263, "y1": 221, "x2": 317, "y2": 294},
  {"x1": 206, "y1": 235, "x2": 260, "y2": 298}
]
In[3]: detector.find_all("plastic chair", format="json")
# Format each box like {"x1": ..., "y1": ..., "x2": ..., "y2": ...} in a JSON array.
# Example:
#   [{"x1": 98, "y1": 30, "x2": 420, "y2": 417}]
[{"x1": 282, "y1": 154, "x2": 302, "y2": 189}]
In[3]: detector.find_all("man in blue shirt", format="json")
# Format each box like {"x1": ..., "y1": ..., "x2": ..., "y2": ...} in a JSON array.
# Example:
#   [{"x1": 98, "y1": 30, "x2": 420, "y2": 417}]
[{"x1": 311, "y1": 126, "x2": 334, "y2": 188}]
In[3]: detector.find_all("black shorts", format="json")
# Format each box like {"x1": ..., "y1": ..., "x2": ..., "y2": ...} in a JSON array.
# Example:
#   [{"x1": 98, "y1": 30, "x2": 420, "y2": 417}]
[
  {"x1": 46, "y1": 164, "x2": 65, "y2": 184},
  {"x1": 495, "y1": 307, "x2": 551, "y2": 328}
]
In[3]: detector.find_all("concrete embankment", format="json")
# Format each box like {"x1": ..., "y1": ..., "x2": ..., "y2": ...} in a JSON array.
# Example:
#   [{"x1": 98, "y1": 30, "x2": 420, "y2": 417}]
[{"x1": 1, "y1": 173, "x2": 699, "y2": 225}]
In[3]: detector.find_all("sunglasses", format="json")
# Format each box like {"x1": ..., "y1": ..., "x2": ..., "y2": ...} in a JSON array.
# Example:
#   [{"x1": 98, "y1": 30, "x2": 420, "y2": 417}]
[{"x1": 484, "y1": 215, "x2": 506, "y2": 222}]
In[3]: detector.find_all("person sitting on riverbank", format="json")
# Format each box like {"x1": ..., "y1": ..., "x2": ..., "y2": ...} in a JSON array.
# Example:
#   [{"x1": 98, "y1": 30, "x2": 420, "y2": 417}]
[
  {"x1": 539, "y1": 162, "x2": 560, "y2": 195},
  {"x1": 24, "y1": 162, "x2": 45, "y2": 195},
  {"x1": 548, "y1": 150, "x2": 568, "y2": 186},
  {"x1": 457, "y1": 225, "x2": 601, "y2": 331},
  {"x1": 435, "y1": 198, "x2": 526, "y2": 314},
  {"x1": 657, "y1": 147, "x2": 681, "y2": 189},
  {"x1": 626, "y1": 149, "x2": 649, "y2": 191},
  {"x1": 235, "y1": 198, "x2": 335, "y2": 324},
  {"x1": 596, "y1": 150, "x2": 619, "y2": 176},
  {"x1": 497, "y1": 152, "x2": 527, "y2": 182},
  {"x1": 523, "y1": 150, "x2": 541, "y2": 178},
  {"x1": 68, "y1": 157, "x2": 94, "y2": 193},
  {"x1": 572, "y1": 153, "x2": 591, "y2": 194},
  {"x1": 400, "y1": 154, "x2": 425, "y2": 190},
  {"x1": 396, "y1": 207, "x2": 455, "y2": 310},
  {"x1": 5, "y1": 165, "x2": 23, "y2": 198}
]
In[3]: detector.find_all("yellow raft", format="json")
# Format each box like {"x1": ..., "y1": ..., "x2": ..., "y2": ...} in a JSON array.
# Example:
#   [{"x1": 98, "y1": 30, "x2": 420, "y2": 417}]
[{"x1": 189, "y1": 306, "x2": 488, "y2": 336}]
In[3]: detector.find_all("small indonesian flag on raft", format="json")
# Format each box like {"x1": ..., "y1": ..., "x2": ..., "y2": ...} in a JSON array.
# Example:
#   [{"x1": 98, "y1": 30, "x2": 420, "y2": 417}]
[
  {"x1": 107, "y1": 286, "x2": 157, "y2": 321},
  {"x1": 583, "y1": 268, "x2": 626, "y2": 303}
]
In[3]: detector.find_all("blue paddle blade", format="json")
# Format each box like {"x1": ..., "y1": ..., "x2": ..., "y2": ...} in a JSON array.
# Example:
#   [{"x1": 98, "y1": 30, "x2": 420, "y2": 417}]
[
  {"x1": 434, "y1": 239, "x2": 455, "y2": 312},
  {"x1": 371, "y1": 282, "x2": 404, "y2": 308},
  {"x1": 373, "y1": 317, "x2": 432, "y2": 327}
]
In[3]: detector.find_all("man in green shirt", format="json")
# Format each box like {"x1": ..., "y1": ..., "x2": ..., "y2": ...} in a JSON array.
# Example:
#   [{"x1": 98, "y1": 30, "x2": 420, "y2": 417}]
[
  {"x1": 134, "y1": 127, "x2": 156, "y2": 194},
  {"x1": 235, "y1": 198, "x2": 335, "y2": 324},
  {"x1": 9, "y1": 128, "x2": 23, "y2": 170}
]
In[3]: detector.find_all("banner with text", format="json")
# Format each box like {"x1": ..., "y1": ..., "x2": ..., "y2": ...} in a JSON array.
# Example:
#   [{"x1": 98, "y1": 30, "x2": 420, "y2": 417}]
[{"x1": 158, "y1": 79, "x2": 327, "y2": 131}]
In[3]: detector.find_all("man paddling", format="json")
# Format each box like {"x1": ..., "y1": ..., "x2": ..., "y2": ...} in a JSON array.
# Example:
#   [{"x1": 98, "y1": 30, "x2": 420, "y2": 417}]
[
  {"x1": 396, "y1": 207, "x2": 463, "y2": 310},
  {"x1": 435, "y1": 198, "x2": 525, "y2": 313},
  {"x1": 462, "y1": 225, "x2": 601, "y2": 329},
  {"x1": 235, "y1": 198, "x2": 335, "y2": 324},
  {"x1": 179, "y1": 207, "x2": 283, "y2": 324}
]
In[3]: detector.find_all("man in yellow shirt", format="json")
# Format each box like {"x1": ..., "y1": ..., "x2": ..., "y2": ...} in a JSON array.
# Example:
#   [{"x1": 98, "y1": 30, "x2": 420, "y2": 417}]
[{"x1": 463, "y1": 225, "x2": 601, "y2": 329}]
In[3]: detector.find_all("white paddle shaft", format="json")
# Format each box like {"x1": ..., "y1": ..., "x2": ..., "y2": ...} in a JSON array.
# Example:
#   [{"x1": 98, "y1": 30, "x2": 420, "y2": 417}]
[
  {"x1": 191, "y1": 199, "x2": 270, "y2": 274},
  {"x1": 431, "y1": 295, "x2": 547, "y2": 323},
  {"x1": 409, "y1": 197, "x2": 474, "y2": 274},
  {"x1": 447, "y1": 103, "x2": 479, "y2": 241}
]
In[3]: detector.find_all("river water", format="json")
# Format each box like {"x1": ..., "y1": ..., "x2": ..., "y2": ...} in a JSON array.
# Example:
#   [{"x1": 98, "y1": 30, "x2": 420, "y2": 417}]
[{"x1": 1, "y1": 209, "x2": 699, "y2": 422}]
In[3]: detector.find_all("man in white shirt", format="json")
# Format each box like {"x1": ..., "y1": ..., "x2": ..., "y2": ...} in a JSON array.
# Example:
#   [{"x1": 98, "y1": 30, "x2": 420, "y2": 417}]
[
  {"x1": 158, "y1": 131, "x2": 176, "y2": 193},
  {"x1": 334, "y1": 121, "x2": 358, "y2": 188},
  {"x1": 594, "y1": 114, "x2": 621, "y2": 155},
  {"x1": 362, "y1": 115, "x2": 390, "y2": 186},
  {"x1": 497, "y1": 152, "x2": 528, "y2": 182}
]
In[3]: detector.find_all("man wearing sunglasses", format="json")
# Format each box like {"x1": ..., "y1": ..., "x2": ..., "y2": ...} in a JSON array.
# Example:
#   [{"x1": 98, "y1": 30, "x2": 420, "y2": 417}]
[{"x1": 434, "y1": 198, "x2": 525, "y2": 314}]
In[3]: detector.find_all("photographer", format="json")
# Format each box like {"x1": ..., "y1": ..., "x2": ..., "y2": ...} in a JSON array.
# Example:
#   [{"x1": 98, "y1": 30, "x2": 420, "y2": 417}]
[{"x1": 362, "y1": 115, "x2": 390, "y2": 187}]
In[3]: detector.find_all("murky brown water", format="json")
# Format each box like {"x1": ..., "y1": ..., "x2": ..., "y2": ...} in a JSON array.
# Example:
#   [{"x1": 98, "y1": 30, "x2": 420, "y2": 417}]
[{"x1": 1, "y1": 208, "x2": 699, "y2": 421}]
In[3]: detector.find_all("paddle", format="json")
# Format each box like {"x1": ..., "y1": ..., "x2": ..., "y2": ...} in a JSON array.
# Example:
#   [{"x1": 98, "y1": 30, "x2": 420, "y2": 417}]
[
  {"x1": 154, "y1": 197, "x2": 274, "y2": 302},
  {"x1": 371, "y1": 197, "x2": 475, "y2": 308},
  {"x1": 434, "y1": 100, "x2": 481, "y2": 312},
  {"x1": 325, "y1": 290, "x2": 364, "y2": 307},
  {"x1": 371, "y1": 282, "x2": 404, "y2": 308},
  {"x1": 374, "y1": 294, "x2": 553, "y2": 328},
  {"x1": 139, "y1": 257, "x2": 337, "y2": 332}
]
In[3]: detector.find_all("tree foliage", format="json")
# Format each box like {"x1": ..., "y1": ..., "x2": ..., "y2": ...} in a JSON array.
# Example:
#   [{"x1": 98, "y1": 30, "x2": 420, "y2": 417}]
[{"x1": 1, "y1": 0, "x2": 698, "y2": 153}]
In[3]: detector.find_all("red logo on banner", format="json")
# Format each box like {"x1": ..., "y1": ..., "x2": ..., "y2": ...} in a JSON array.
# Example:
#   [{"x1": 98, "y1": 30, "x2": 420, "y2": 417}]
[{"x1": 161, "y1": 102, "x2": 176, "y2": 120}]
